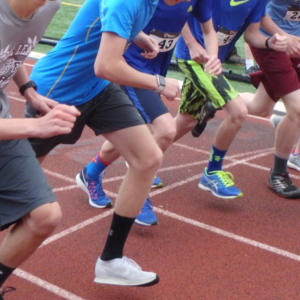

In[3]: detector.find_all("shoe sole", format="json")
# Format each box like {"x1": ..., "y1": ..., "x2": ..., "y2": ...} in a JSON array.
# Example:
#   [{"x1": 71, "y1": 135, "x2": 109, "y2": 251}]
[
  {"x1": 287, "y1": 161, "x2": 300, "y2": 172},
  {"x1": 269, "y1": 187, "x2": 300, "y2": 199},
  {"x1": 151, "y1": 182, "x2": 163, "y2": 189},
  {"x1": 134, "y1": 219, "x2": 158, "y2": 226},
  {"x1": 94, "y1": 274, "x2": 159, "y2": 287},
  {"x1": 75, "y1": 174, "x2": 112, "y2": 209},
  {"x1": 198, "y1": 183, "x2": 243, "y2": 199},
  {"x1": 268, "y1": 177, "x2": 300, "y2": 199}
]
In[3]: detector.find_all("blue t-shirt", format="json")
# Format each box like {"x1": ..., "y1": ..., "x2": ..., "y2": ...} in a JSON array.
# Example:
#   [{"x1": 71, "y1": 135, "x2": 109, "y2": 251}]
[
  {"x1": 175, "y1": 0, "x2": 267, "y2": 63},
  {"x1": 30, "y1": 0, "x2": 158, "y2": 105},
  {"x1": 124, "y1": 0, "x2": 212, "y2": 77},
  {"x1": 260, "y1": 0, "x2": 300, "y2": 37}
]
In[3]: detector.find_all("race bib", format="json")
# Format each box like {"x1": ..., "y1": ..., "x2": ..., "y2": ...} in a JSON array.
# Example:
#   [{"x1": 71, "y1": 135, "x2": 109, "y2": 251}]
[
  {"x1": 217, "y1": 27, "x2": 238, "y2": 46},
  {"x1": 284, "y1": 5, "x2": 300, "y2": 21},
  {"x1": 149, "y1": 29, "x2": 180, "y2": 52}
]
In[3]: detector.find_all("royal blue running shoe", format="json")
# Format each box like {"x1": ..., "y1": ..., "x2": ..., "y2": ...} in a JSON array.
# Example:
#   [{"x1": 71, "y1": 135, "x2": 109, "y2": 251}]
[
  {"x1": 152, "y1": 176, "x2": 163, "y2": 188},
  {"x1": 76, "y1": 168, "x2": 112, "y2": 208},
  {"x1": 135, "y1": 197, "x2": 158, "y2": 226},
  {"x1": 198, "y1": 168, "x2": 243, "y2": 199}
]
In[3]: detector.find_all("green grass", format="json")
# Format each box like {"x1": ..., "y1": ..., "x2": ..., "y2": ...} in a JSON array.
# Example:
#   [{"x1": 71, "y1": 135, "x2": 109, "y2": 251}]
[{"x1": 34, "y1": 1, "x2": 255, "y2": 94}]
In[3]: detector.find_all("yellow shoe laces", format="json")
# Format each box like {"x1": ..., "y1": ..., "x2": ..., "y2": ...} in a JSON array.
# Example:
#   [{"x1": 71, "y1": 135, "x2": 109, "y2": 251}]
[{"x1": 210, "y1": 170, "x2": 234, "y2": 187}]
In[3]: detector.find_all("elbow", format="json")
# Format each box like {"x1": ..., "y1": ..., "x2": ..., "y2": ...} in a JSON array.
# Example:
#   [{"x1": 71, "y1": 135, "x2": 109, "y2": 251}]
[
  {"x1": 94, "y1": 61, "x2": 112, "y2": 81},
  {"x1": 243, "y1": 33, "x2": 250, "y2": 45}
]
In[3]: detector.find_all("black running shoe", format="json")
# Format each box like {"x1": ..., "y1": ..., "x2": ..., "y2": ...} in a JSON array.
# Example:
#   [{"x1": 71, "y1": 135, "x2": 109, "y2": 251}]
[
  {"x1": 268, "y1": 170, "x2": 300, "y2": 199},
  {"x1": 0, "y1": 287, "x2": 16, "y2": 300}
]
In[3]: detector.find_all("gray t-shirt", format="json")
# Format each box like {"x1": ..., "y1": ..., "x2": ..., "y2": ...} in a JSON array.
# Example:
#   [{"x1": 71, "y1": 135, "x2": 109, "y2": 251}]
[{"x1": 0, "y1": 0, "x2": 60, "y2": 118}]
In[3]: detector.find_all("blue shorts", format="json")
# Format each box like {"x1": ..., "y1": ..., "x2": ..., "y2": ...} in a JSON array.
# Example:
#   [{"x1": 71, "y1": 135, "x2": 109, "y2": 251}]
[{"x1": 122, "y1": 86, "x2": 169, "y2": 123}]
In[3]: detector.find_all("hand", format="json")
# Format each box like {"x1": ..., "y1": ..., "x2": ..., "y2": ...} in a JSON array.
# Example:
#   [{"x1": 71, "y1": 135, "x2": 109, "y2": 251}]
[
  {"x1": 35, "y1": 104, "x2": 80, "y2": 139},
  {"x1": 188, "y1": 43, "x2": 208, "y2": 64},
  {"x1": 159, "y1": 78, "x2": 180, "y2": 101},
  {"x1": 25, "y1": 93, "x2": 59, "y2": 116},
  {"x1": 204, "y1": 55, "x2": 222, "y2": 75},
  {"x1": 268, "y1": 33, "x2": 287, "y2": 52},
  {"x1": 285, "y1": 34, "x2": 300, "y2": 57},
  {"x1": 134, "y1": 33, "x2": 159, "y2": 59}
]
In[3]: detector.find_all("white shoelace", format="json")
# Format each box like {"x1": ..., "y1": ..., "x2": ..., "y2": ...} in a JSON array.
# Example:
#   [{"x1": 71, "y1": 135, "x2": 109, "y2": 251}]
[{"x1": 122, "y1": 256, "x2": 142, "y2": 270}]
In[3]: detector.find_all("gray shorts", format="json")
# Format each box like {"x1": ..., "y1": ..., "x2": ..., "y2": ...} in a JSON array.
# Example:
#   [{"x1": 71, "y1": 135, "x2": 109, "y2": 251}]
[
  {"x1": 26, "y1": 82, "x2": 145, "y2": 158},
  {"x1": 0, "y1": 139, "x2": 56, "y2": 230}
]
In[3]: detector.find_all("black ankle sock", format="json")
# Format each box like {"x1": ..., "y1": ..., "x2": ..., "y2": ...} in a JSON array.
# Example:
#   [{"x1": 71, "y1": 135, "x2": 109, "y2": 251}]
[
  {"x1": 0, "y1": 262, "x2": 15, "y2": 286},
  {"x1": 100, "y1": 212, "x2": 135, "y2": 261},
  {"x1": 272, "y1": 154, "x2": 288, "y2": 175}
]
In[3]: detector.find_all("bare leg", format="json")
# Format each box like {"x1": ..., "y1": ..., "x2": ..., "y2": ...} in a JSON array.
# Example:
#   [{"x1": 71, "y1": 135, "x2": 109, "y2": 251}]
[
  {"x1": 240, "y1": 83, "x2": 275, "y2": 117},
  {"x1": 103, "y1": 125, "x2": 162, "y2": 217},
  {"x1": 0, "y1": 202, "x2": 61, "y2": 267},
  {"x1": 100, "y1": 112, "x2": 176, "y2": 162},
  {"x1": 173, "y1": 112, "x2": 197, "y2": 143},
  {"x1": 276, "y1": 89, "x2": 300, "y2": 159},
  {"x1": 213, "y1": 96, "x2": 247, "y2": 150}
]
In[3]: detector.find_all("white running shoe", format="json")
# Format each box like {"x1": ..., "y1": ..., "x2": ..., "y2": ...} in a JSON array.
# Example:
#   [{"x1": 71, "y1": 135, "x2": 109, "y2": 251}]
[
  {"x1": 288, "y1": 153, "x2": 300, "y2": 172},
  {"x1": 94, "y1": 256, "x2": 159, "y2": 286},
  {"x1": 269, "y1": 115, "x2": 282, "y2": 129}
]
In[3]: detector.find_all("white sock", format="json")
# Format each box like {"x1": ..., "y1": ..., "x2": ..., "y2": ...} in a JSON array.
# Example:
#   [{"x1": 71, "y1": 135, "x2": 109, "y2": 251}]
[{"x1": 246, "y1": 59, "x2": 254, "y2": 69}]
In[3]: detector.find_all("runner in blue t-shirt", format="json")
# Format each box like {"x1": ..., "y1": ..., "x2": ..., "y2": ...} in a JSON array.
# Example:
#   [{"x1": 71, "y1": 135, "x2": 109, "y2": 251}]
[
  {"x1": 27, "y1": 0, "x2": 188, "y2": 287},
  {"x1": 173, "y1": 0, "x2": 286, "y2": 200},
  {"x1": 76, "y1": 0, "x2": 222, "y2": 227},
  {"x1": 242, "y1": 0, "x2": 300, "y2": 199}
]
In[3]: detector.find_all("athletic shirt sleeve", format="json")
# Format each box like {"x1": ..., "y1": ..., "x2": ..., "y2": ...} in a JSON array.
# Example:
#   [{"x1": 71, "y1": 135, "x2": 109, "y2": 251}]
[
  {"x1": 192, "y1": 0, "x2": 212, "y2": 23},
  {"x1": 245, "y1": 0, "x2": 267, "y2": 24},
  {"x1": 100, "y1": 0, "x2": 138, "y2": 40}
]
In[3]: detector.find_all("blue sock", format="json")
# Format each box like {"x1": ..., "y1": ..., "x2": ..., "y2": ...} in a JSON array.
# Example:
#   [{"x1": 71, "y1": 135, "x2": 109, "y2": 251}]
[
  {"x1": 85, "y1": 153, "x2": 109, "y2": 180},
  {"x1": 207, "y1": 145, "x2": 227, "y2": 174}
]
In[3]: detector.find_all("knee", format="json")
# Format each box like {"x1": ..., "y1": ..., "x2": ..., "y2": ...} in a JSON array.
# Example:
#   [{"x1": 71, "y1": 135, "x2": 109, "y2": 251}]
[
  {"x1": 287, "y1": 111, "x2": 300, "y2": 126},
  {"x1": 134, "y1": 146, "x2": 163, "y2": 174},
  {"x1": 144, "y1": 146, "x2": 163, "y2": 171},
  {"x1": 27, "y1": 202, "x2": 62, "y2": 237},
  {"x1": 228, "y1": 106, "x2": 248, "y2": 127},
  {"x1": 156, "y1": 126, "x2": 177, "y2": 147}
]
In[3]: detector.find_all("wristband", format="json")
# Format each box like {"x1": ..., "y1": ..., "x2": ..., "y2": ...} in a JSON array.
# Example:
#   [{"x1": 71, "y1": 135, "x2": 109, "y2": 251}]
[
  {"x1": 19, "y1": 80, "x2": 37, "y2": 96},
  {"x1": 265, "y1": 37, "x2": 271, "y2": 49},
  {"x1": 154, "y1": 75, "x2": 166, "y2": 93}
]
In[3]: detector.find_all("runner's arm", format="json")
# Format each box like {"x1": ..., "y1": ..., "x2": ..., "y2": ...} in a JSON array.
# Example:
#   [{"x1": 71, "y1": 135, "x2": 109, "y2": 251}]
[
  {"x1": 200, "y1": 18, "x2": 221, "y2": 74},
  {"x1": 260, "y1": 13, "x2": 286, "y2": 36},
  {"x1": 181, "y1": 22, "x2": 208, "y2": 64},
  {"x1": 244, "y1": 22, "x2": 286, "y2": 51},
  {"x1": 94, "y1": 31, "x2": 179, "y2": 100},
  {"x1": 200, "y1": 18, "x2": 218, "y2": 57},
  {"x1": 0, "y1": 104, "x2": 80, "y2": 140},
  {"x1": 261, "y1": 13, "x2": 300, "y2": 57},
  {"x1": 133, "y1": 31, "x2": 159, "y2": 59},
  {"x1": 13, "y1": 65, "x2": 59, "y2": 115}
]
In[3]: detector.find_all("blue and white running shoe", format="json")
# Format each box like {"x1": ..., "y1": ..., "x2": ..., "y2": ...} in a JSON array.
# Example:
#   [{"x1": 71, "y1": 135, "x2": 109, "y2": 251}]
[
  {"x1": 198, "y1": 168, "x2": 243, "y2": 199},
  {"x1": 76, "y1": 168, "x2": 112, "y2": 208},
  {"x1": 152, "y1": 176, "x2": 163, "y2": 188},
  {"x1": 135, "y1": 197, "x2": 158, "y2": 226}
]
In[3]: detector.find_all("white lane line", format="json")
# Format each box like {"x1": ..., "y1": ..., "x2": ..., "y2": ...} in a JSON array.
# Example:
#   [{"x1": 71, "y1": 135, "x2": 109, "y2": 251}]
[
  {"x1": 52, "y1": 185, "x2": 117, "y2": 198},
  {"x1": 38, "y1": 195, "x2": 300, "y2": 265},
  {"x1": 44, "y1": 147, "x2": 274, "y2": 186},
  {"x1": 43, "y1": 169, "x2": 76, "y2": 183},
  {"x1": 14, "y1": 269, "x2": 86, "y2": 300},
  {"x1": 154, "y1": 208, "x2": 300, "y2": 262}
]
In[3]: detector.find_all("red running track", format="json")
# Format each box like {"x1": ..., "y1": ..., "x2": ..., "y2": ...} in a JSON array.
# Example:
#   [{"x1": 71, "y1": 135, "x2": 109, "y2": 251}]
[{"x1": 1, "y1": 59, "x2": 300, "y2": 300}]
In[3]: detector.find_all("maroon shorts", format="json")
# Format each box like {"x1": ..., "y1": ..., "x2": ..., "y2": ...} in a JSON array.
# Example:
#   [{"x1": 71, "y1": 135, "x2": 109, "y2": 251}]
[{"x1": 249, "y1": 46, "x2": 300, "y2": 102}]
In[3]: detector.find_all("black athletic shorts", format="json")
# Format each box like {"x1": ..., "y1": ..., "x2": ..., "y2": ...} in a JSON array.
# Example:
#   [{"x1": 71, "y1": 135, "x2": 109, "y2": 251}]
[
  {"x1": 0, "y1": 139, "x2": 56, "y2": 230},
  {"x1": 26, "y1": 83, "x2": 145, "y2": 158}
]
